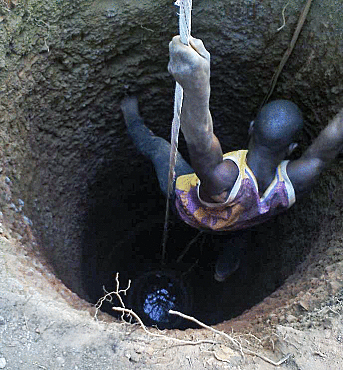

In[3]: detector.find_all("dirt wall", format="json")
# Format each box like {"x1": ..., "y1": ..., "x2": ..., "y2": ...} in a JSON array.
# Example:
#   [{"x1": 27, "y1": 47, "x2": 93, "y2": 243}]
[{"x1": 0, "y1": 0, "x2": 342, "y2": 317}]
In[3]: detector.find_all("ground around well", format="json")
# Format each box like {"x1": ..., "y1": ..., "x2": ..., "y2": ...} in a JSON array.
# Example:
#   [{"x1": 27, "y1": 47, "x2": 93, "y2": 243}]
[{"x1": 1, "y1": 216, "x2": 343, "y2": 370}]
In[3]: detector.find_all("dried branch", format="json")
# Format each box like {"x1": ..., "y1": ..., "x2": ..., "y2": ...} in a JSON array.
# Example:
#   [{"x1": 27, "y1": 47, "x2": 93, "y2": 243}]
[
  {"x1": 261, "y1": 0, "x2": 313, "y2": 107},
  {"x1": 169, "y1": 309, "x2": 291, "y2": 366},
  {"x1": 112, "y1": 306, "x2": 217, "y2": 346},
  {"x1": 94, "y1": 272, "x2": 131, "y2": 321},
  {"x1": 169, "y1": 309, "x2": 244, "y2": 356}
]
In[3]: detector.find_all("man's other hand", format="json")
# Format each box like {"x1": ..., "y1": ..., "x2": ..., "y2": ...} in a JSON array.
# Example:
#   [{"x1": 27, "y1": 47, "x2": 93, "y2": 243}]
[{"x1": 168, "y1": 36, "x2": 210, "y2": 94}]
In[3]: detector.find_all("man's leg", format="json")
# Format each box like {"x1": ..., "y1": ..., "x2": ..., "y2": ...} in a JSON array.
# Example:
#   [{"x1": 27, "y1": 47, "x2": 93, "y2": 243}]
[
  {"x1": 213, "y1": 230, "x2": 249, "y2": 282},
  {"x1": 121, "y1": 96, "x2": 193, "y2": 198}
]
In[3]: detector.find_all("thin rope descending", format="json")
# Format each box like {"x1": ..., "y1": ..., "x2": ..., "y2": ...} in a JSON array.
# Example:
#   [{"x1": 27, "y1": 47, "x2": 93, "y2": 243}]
[
  {"x1": 161, "y1": 0, "x2": 192, "y2": 264},
  {"x1": 260, "y1": 0, "x2": 313, "y2": 108}
]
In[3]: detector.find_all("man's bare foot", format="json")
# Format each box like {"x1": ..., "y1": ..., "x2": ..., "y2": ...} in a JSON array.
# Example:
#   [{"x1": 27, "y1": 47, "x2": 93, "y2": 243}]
[
  {"x1": 121, "y1": 96, "x2": 156, "y2": 141},
  {"x1": 120, "y1": 96, "x2": 140, "y2": 124},
  {"x1": 214, "y1": 258, "x2": 240, "y2": 282}
]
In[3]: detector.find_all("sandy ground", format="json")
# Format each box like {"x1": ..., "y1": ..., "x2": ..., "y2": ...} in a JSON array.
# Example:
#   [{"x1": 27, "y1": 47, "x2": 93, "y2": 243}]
[{"x1": 1, "y1": 221, "x2": 343, "y2": 370}]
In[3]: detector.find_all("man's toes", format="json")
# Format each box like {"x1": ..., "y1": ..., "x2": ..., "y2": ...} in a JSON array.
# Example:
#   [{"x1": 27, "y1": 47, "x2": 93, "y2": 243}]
[
  {"x1": 214, "y1": 258, "x2": 240, "y2": 282},
  {"x1": 120, "y1": 96, "x2": 139, "y2": 117}
]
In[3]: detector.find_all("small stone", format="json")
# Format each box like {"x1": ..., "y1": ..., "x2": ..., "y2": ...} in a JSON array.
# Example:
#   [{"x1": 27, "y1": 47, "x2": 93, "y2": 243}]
[
  {"x1": 56, "y1": 356, "x2": 65, "y2": 365},
  {"x1": 23, "y1": 216, "x2": 33, "y2": 226},
  {"x1": 40, "y1": 43, "x2": 50, "y2": 53},
  {"x1": 9, "y1": 203, "x2": 18, "y2": 212},
  {"x1": 105, "y1": 8, "x2": 116, "y2": 18},
  {"x1": 0, "y1": 357, "x2": 7, "y2": 369},
  {"x1": 310, "y1": 278, "x2": 319, "y2": 287},
  {"x1": 331, "y1": 86, "x2": 342, "y2": 94},
  {"x1": 322, "y1": 318, "x2": 332, "y2": 329},
  {"x1": 299, "y1": 300, "x2": 309, "y2": 311},
  {"x1": 298, "y1": 293, "x2": 312, "y2": 311},
  {"x1": 129, "y1": 352, "x2": 140, "y2": 363},
  {"x1": 143, "y1": 346, "x2": 155, "y2": 356},
  {"x1": 35, "y1": 328, "x2": 40, "y2": 334},
  {"x1": 215, "y1": 345, "x2": 239, "y2": 362},
  {"x1": 269, "y1": 313, "x2": 278, "y2": 325},
  {"x1": 4, "y1": 177, "x2": 11, "y2": 184},
  {"x1": 0, "y1": 316, "x2": 5, "y2": 325},
  {"x1": 286, "y1": 314, "x2": 297, "y2": 323},
  {"x1": 124, "y1": 351, "x2": 140, "y2": 363},
  {"x1": 134, "y1": 345, "x2": 144, "y2": 354},
  {"x1": 18, "y1": 199, "x2": 24, "y2": 211},
  {"x1": 329, "y1": 281, "x2": 341, "y2": 294}
]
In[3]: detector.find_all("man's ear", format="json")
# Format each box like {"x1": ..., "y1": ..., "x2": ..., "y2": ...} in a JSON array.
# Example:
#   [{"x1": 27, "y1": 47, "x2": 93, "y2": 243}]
[
  {"x1": 287, "y1": 142, "x2": 298, "y2": 156},
  {"x1": 248, "y1": 120, "x2": 254, "y2": 137}
]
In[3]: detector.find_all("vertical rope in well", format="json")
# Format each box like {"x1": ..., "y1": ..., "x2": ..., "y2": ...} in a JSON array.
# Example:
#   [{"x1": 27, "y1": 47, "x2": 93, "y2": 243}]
[
  {"x1": 178, "y1": 0, "x2": 192, "y2": 45},
  {"x1": 161, "y1": 0, "x2": 192, "y2": 264}
]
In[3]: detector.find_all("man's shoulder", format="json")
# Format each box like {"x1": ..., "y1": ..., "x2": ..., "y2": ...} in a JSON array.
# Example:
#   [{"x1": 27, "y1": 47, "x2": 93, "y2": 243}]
[
  {"x1": 199, "y1": 157, "x2": 240, "y2": 203},
  {"x1": 286, "y1": 157, "x2": 323, "y2": 197}
]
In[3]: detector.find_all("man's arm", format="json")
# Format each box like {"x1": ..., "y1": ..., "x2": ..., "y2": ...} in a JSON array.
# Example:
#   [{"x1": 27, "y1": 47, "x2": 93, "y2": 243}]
[
  {"x1": 287, "y1": 109, "x2": 343, "y2": 196},
  {"x1": 168, "y1": 36, "x2": 238, "y2": 198}
]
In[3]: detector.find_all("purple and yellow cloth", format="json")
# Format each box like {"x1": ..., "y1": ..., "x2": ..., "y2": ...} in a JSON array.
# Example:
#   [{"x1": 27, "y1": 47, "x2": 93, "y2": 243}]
[{"x1": 175, "y1": 150, "x2": 295, "y2": 232}]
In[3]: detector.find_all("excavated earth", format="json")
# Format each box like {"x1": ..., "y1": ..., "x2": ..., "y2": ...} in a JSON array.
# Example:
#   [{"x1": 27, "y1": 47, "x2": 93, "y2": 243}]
[{"x1": 0, "y1": 0, "x2": 343, "y2": 369}]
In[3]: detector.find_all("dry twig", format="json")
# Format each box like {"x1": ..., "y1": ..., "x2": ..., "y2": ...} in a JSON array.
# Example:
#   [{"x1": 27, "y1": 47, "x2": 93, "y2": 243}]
[
  {"x1": 261, "y1": 0, "x2": 313, "y2": 107},
  {"x1": 169, "y1": 310, "x2": 291, "y2": 366},
  {"x1": 94, "y1": 272, "x2": 131, "y2": 321},
  {"x1": 244, "y1": 349, "x2": 291, "y2": 366},
  {"x1": 112, "y1": 306, "x2": 217, "y2": 346},
  {"x1": 169, "y1": 309, "x2": 244, "y2": 355}
]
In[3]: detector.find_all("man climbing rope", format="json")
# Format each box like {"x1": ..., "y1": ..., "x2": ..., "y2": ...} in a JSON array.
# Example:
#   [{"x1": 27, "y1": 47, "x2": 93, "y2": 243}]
[{"x1": 121, "y1": 35, "x2": 343, "y2": 282}]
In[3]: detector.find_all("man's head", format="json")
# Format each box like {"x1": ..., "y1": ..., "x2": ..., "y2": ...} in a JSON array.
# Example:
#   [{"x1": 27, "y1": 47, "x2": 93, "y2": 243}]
[{"x1": 249, "y1": 100, "x2": 303, "y2": 155}]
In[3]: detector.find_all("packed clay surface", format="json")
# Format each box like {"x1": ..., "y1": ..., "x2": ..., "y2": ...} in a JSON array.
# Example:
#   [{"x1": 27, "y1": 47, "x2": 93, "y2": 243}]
[
  {"x1": 0, "y1": 0, "x2": 343, "y2": 368},
  {"x1": 1, "y1": 220, "x2": 343, "y2": 369}
]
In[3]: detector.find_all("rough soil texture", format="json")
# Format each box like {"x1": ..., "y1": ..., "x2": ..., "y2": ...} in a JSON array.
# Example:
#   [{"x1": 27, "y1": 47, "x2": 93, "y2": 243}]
[
  {"x1": 0, "y1": 0, "x2": 343, "y2": 369},
  {"x1": 1, "y1": 217, "x2": 343, "y2": 369}
]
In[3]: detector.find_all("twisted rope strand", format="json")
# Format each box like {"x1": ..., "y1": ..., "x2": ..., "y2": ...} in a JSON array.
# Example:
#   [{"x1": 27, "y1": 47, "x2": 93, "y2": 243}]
[{"x1": 161, "y1": 0, "x2": 192, "y2": 264}]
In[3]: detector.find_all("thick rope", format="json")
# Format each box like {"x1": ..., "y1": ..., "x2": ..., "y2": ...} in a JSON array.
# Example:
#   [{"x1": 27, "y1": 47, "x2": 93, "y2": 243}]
[{"x1": 161, "y1": 0, "x2": 192, "y2": 264}]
